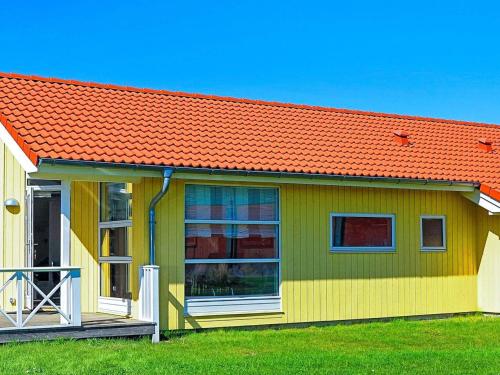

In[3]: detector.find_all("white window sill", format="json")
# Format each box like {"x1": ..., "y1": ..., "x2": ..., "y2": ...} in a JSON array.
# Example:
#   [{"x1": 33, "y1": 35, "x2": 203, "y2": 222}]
[
  {"x1": 185, "y1": 296, "x2": 281, "y2": 317},
  {"x1": 330, "y1": 247, "x2": 396, "y2": 253},
  {"x1": 420, "y1": 248, "x2": 447, "y2": 252}
]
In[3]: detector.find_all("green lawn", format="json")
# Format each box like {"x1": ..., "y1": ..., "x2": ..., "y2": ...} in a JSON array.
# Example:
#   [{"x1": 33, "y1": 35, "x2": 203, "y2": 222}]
[{"x1": 0, "y1": 316, "x2": 499, "y2": 374}]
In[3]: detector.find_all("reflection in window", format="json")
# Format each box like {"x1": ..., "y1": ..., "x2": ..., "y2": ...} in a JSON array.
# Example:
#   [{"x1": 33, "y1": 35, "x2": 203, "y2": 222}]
[
  {"x1": 421, "y1": 217, "x2": 446, "y2": 249},
  {"x1": 331, "y1": 214, "x2": 395, "y2": 250},
  {"x1": 185, "y1": 224, "x2": 278, "y2": 259},
  {"x1": 185, "y1": 185, "x2": 280, "y2": 299},
  {"x1": 186, "y1": 185, "x2": 278, "y2": 221},
  {"x1": 100, "y1": 263, "x2": 130, "y2": 299},
  {"x1": 100, "y1": 227, "x2": 129, "y2": 257},
  {"x1": 100, "y1": 183, "x2": 132, "y2": 222},
  {"x1": 185, "y1": 263, "x2": 279, "y2": 297},
  {"x1": 99, "y1": 182, "x2": 132, "y2": 301}
]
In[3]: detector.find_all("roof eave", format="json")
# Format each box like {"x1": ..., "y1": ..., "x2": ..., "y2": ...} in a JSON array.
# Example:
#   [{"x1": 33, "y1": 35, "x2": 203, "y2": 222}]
[{"x1": 36, "y1": 158, "x2": 478, "y2": 192}]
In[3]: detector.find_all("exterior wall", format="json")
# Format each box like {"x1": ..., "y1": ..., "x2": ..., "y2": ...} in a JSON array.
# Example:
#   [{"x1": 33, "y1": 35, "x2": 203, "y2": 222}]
[
  {"x1": 64, "y1": 177, "x2": 495, "y2": 328},
  {"x1": 69, "y1": 179, "x2": 165, "y2": 317},
  {"x1": 0, "y1": 140, "x2": 26, "y2": 310},
  {"x1": 476, "y1": 208, "x2": 500, "y2": 313},
  {"x1": 146, "y1": 179, "x2": 480, "y2": 330},
  {"x1": 70, "y1": 181, "x2": 99, "y2": 313}
]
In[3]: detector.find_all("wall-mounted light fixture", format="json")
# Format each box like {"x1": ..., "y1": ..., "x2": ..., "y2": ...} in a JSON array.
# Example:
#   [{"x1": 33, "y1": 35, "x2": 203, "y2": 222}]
[{"x1": 4, "y1": 198, "x2": 20, "y2": 214}]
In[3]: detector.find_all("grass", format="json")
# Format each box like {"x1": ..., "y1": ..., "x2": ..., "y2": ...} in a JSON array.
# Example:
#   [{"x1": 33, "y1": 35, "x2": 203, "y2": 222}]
[{"x1": 0, "y1": 316, "x2": 498, "y2": 374}]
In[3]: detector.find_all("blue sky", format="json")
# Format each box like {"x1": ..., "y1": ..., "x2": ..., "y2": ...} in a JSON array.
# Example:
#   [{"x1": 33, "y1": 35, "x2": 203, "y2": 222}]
[{"x1": 2, "y1": 1, "x2": 500, "y2": 123}]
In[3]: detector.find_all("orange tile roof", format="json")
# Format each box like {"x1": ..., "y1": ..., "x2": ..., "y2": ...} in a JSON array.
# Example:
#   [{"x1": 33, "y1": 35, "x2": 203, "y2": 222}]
[{"x1": 0, "y1": 72, "x2": 499, "y2": 199}]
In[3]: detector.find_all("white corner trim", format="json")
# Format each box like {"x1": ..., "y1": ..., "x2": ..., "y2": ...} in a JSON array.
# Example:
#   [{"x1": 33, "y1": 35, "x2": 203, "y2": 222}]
[
  {"x1": 0, "y1": 122, "x2": 37, "y2": 173},
  {"x1": 462, "y1": 190, "x2": 500, "y2": 215}
]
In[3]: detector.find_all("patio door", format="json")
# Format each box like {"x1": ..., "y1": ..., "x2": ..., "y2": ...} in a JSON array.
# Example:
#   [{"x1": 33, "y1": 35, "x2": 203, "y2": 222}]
[{"x1": 26, "y1": 180, "x2": 62, "y2": 309}]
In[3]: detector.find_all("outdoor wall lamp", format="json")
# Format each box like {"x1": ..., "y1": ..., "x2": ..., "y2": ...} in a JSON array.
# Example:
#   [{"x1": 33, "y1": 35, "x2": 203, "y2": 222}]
[{"x1": 4, "y1": 198, "x2": 20, "y2": 214}]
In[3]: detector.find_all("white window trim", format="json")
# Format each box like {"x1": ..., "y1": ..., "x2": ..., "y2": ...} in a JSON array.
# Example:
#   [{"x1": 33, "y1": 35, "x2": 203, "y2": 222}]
[
  {"x1": 186, "y1": 258, "x2": 280, "y2": 264},
  {"x1": 185, "y1": 219, "x2": 280, "y2": 225},
  {"x1": 184, "y1": 184, "x2": 281, "y2": 316},
  {"x1": 420, "y1": 215, "x2": 447, "y2": 252},
  {"x1": 97, "y1": 183, "x2": 133, "y2": 315},
  {"x1": 329, "y1": 213, "x2": 396, "y2": 253}
]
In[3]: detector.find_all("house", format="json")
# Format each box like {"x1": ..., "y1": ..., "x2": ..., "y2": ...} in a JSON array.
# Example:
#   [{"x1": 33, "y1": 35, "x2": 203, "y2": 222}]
[{"x1": 0, "y1": 72, "x2": 499, "y2": 342}]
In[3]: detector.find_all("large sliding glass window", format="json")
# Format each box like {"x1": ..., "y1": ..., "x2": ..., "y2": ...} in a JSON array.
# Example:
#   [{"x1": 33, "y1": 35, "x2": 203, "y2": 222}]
[
  {"x1": 99, "y1": 183, "x2": 132, "y2": 301},
  {"x1": 185, "y1": 185, "x2": 280, "y2": 313}
]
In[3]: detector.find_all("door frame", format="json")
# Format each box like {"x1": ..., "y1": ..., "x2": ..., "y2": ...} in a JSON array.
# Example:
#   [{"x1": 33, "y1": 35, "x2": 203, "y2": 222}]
[{"x1": 25, "y1": 182, "x2": 63, "y2": 309}]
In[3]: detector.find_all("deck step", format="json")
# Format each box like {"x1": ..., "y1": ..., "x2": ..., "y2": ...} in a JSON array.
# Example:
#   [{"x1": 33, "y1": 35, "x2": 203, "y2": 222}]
[{"x1": 0, "y1": 313, "x2": 155, "y2": 343}]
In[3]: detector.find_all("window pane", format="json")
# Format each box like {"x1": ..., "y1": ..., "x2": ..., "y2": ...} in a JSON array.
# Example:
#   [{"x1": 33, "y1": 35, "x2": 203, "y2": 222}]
[
  {"x1": 332, "y1": 216, "x2": 393, "y2": 247},
  {"x1": 100, "y1": 227, "x2": 129, "y2": 257},
  {"x1": 422, "y1": 218, "x2": 444, "y2": 248},
  {"x1": 186, "y1": 224, "x2": 278, "y2": 259},
  {"x1": 100, "y1": 263, "x2": 130, "y2": 299},
  {"x1": 185, "y1": 185, "x2": 278, "y2": 221},
  {"x1": 185, "y1": 263, "x2": 279, "y2": 297},
  {"x1": 185, "y1": 224, "x2": 278, "y2": 259},
  {"x1": 100, "y1": 182, "x2": 132, "y2": 222}
]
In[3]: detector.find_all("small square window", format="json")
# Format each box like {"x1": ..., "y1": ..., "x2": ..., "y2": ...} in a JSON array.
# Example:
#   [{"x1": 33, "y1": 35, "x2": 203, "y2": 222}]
[{"x1": 421, "y1": 216, "x2": 446, "y2": 251}]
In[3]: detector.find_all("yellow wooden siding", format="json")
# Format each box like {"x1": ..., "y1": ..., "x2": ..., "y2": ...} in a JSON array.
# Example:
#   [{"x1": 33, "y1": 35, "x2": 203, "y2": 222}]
[
  {"x1": 70, "y1": 181, "x2": 99, "y2": 313},
  {"x1": 147, "y1": 181, "x2": 480, "y2": 330},
  {"x1": 67, "y1": 177, "x2": 490, "y2": 328},
  {"x1": 0, "y1": 140, "x2": 25, "y2": 311},
  {"x1": 476, "y1": 208, "x2": 500, "y2": 313},
  {"x1": 69, "y1": 179, "x2": 156, "y2": 316}
]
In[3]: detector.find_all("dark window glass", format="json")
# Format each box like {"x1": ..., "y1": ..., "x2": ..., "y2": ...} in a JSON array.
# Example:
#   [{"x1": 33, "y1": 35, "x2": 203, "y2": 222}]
[
  {"x1": 100, "y1": 227, "x2": 129, "y2": 257},
  {"x1": 100, "y1": 183, "x2": 132, "y2": 222},
  {"x1": 185, "y1": 185, "x2": 278, "y2": 221},
  {"x1": 332, "y1": 216, "x2": 393, "y2": 248},
  {"x1": 185, "y1": 224, "x2": 278, "y2": 259},
  {"x1": 185, "y1": 263, "x2": 279, "y2": 297},
  {"x1": 422, "y1": 218, "x2": 445, "y2": 248},
  {"x1": 100, "y1": 263, "x2": 130, "y2": 299}
]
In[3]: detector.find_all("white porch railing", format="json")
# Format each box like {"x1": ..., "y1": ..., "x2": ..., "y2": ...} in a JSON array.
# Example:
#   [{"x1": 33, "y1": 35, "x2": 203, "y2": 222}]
[{"x1": 0, "y1": 267, "x2": 81, "y2": 330}]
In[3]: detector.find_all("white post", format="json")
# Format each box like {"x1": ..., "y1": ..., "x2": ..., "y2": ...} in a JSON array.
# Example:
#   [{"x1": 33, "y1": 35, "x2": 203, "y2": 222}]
[
  {"x1": 16, "y1": 271, "x2": 23, "y2": 328},
  {"x1": 139, "y1": 265, "x2": 160, "y2": 343},
  {"x1": 60, "y1": 179, "x2": 72, "y2": 325},
  {"x1": 70, "y1": 268, "x2": 81, "y2": 326}
]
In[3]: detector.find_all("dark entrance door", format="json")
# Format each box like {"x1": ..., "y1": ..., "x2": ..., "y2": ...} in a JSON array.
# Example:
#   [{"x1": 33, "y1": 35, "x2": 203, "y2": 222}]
[{"x1": 31, "y1": 190, "x2": 61, "y2": 305}]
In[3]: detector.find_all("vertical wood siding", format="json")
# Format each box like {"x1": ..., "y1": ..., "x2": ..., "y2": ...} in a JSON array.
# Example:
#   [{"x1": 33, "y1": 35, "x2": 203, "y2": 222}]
[
  {"x1": 476, "y1": 208, "x2": 500, "y2": 313},
  {"x1": 0, "y1": 140, "x2": 25, "y2": 310},
  {"x1": 57, "y1": 177, "x2": 494, "y2": 328},
  {"x1": 149, "y1": 181, "x2": 480, "y2": 330},
  {"x1": 70, "y1": 181, "x2": 99, "y2": 312}
]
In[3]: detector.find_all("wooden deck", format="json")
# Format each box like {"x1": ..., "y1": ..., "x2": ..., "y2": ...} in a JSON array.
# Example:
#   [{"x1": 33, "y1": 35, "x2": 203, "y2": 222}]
[{"x1": 0, "y1": 312, "x2": 155, "y2": 343}]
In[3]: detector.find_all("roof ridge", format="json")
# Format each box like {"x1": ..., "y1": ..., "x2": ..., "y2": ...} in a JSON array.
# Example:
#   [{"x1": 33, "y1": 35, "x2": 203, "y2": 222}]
[{"x1": 0, "y1": 71, "x2": 499, "y2": 130}]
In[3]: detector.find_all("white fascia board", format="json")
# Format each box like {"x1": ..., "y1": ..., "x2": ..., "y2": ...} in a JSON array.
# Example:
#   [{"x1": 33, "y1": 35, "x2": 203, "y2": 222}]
[
  {"x1": 0, "y1": 122, "x2": 37, "y2": 173},
  {"x1": 462, "y1": 190, "x2": 500, "y2": 215}
]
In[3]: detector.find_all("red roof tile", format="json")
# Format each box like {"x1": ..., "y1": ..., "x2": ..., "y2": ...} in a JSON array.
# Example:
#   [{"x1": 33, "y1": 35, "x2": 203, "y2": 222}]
[{"x1": 0, "y1": 72, "x2": 499, "y2": 199}]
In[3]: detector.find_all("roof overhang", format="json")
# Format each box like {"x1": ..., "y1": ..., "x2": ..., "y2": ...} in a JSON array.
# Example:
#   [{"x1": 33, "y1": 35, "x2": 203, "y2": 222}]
[
  {"x1": 462, "y1": 190, "x2": 500, "y2": 215},
  {"x1": 32, "y1": 158, "x2": 478, "y2": 193}
]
